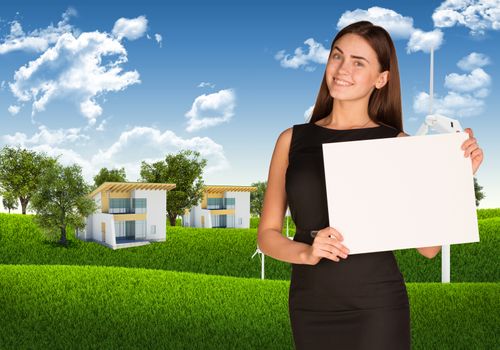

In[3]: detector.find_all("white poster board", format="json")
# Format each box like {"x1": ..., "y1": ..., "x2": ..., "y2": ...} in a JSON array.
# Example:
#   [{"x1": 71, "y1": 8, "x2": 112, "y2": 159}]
[{"x1": 322, "y1": 132, "x2": 479, "y2": 255}]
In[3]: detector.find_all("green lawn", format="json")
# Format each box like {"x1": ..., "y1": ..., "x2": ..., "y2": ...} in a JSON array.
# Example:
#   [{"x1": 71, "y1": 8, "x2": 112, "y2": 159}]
[
  {"x1": 0, "y1": 210, "x2": 499, "y2": 349},
  {"x1": 0, "y1": 213, "x2": 498, "y2": 282},
  {"x1": 1, "y1": 264, "x2": 498, "y2": 350}
]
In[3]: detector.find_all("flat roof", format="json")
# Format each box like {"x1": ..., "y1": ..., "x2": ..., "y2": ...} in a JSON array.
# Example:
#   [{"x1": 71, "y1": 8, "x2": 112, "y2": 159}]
[
  {"x1": 90, "y1": 182, "x2": 176, "y2": 197},
  {"x1": 204, "y1": 185, "x2": 257, "y2": 193}
]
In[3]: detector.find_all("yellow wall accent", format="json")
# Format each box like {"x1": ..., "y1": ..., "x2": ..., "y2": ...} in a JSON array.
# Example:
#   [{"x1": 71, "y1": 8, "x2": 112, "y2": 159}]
[
  {"x1": 210, "y1": 209, "x2": 235, "y2": 215},
  {"x1": 101, "y1": 191, "x2": 109, "y2": 212},
  {"x1": 100, "y1": 191, "x2": 132, "y2": 213},
  {"x1": 201, "y1": 193, "x2": 207, "y2": 209},
  {"x1": 201, "y1": 192, "x2": 224, "y2": 209},
  {"x1": 109, "y1": 192, "x2": 131, "y2": 199},
  {"x1": 113, "y1": 213, "x2": 147, "y2": 221}
]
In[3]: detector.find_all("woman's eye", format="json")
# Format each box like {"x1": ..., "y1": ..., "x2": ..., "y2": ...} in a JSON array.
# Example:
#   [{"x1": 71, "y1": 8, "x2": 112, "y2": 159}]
[
  {"x1": 354, "y1": 61, "x2": 364, "y2": 67},
  {"x1": 332, "y1": 53, "x2": 341, "y2": 60}
]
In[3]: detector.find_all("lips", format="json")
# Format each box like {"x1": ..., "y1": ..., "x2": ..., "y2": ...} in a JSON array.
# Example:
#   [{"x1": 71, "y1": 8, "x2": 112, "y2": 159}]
[{"x1": 333, "y1": 77, "x2": 353, "y2": 86}]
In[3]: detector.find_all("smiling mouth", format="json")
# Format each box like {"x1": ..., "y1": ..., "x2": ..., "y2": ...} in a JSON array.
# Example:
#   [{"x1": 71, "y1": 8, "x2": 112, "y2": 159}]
[{"x1": 333, "y1": 77, "x2": 353, "y2": 86}]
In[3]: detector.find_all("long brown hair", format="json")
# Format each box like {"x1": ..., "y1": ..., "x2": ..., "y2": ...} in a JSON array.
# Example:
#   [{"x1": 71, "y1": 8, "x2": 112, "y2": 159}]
[{"x1": 309, "y1": 21, "x2": 403, "y2": 132}]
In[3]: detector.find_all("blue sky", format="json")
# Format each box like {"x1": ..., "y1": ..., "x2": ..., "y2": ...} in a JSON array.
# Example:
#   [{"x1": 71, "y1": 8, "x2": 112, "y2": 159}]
[{"x1": 0, "y1": 0, "x2": 499, "y2": 209}]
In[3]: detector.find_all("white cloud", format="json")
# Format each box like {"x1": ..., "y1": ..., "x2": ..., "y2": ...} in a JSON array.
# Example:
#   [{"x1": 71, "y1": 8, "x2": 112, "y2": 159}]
[
  {"x1": 198, "y1": 82, "x2": 215, "y2": 88},
  {"x1": 1, "y1": 126, "x2": 229, "y2": 184},
  {"x1": 457, "y1": 52, "x2": 491, "y2": 71},
  {"x1": 444, "y1": 68, "x2": 491, "y2": 95},
  {"x1": 8, "y1": 31, "x2": 140, "y2": 124},
  {"x1": 2, "y1": 125, "x2": 89, "y2": 147},
  {"x1": 8, "y1": 105, "x2": 20, "y2": 115},
  {"x1": 112, "y1": 16, "x2": 148, "y2": 41},
  {"x1": 413, "y1": 91, "x2": 485, "y2": 118},
  {"x1": 275, "y1": 38, "x2": 329, "y2": 70},
  {"x1": 406, "y1": 29, "x2": 444, "y2": 53},
  {"x1": 96, "y1": 119, "x2": 107, "y2": 131},
  {"x1": 185, "y1": 89, "x2": 236, "y2": 132},
  {"x1": 0, "y1": 8, "x2": 77, "y2": 54},
  {"x1": 337, "y1": 6, "x2": 415, "y2": 39},
  {"x1": 304, "y1": 105, "x2": 314, "y2": 122},
  {"x1": 277, "y1": 6, "x2": 448, "y2": 72},
  {"x1": 413, "y1": 52, "x2": 491, "y2": 119},
  {"x1": 9, "y1": 21, "x2": 24, "y2": 37},
  {"x1": 432, "y1": 0, "x2": 500, "y2": 36},
  {"x1": 154, "y1": 33, "x2": 162, "y2": 47}
]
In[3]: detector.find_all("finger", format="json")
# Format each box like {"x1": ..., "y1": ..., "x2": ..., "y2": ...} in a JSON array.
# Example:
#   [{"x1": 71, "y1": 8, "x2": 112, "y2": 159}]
[
  {"x1": 464, "y1": 144, "x2": 479, "y2": 157},
  {"x1": 313, "y1": 246, "x2": 341, "y2": 262},
  {"x1": 464, "y1": 128, "x2": 473, "y2": 138},
  {"x1": 316, "y1": 243, "x2": 348, "y2": 260},
  {"x1": 318, "y1": 243, "x2": 345, "y2": 257},
  {"x1": 328, "y1": 227, "x2": 344, "y2": 241},
  {"x1": 461, "y1": 137, "x2": 476, "y2": 150},
  {"x1": 328, "y1": 240, "x2": 350, "y2": 255},
  {"x1": 471, "y1": 148, "x2": 483, "y2": 161}
]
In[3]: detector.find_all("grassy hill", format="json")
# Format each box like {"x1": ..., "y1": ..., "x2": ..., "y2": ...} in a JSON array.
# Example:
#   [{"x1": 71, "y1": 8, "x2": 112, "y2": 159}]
[
  {"x1": 0, "y1": 212, "x2": 498, "y2": 282},
  {"x1": 1, "y1": 264, "x2": 498, "y2": 350},
  {"x1": 0, "y1": 211, "x2": 498, "y2": 349}
]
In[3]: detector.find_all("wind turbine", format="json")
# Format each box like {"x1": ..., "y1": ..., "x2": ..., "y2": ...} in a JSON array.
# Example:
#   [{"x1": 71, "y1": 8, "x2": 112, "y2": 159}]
[
  {"x1": 415, "y1": 46, "x2": 464, "y2": 283},
  {"x1": 252, "y1": 206, "x2": 293, "y2": 280}
]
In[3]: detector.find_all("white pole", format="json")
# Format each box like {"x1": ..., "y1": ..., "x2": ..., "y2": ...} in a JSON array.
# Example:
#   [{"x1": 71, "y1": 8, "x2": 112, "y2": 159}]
[
  {"x1": 429, "y1": 47, "x2": 434, "y2": 116},
  {"x1": 430, "y1": 46, "x2": 450, "y2": 283},
  {"x1": 261, "y1": 252, "x2": 265, "y2": 280}
]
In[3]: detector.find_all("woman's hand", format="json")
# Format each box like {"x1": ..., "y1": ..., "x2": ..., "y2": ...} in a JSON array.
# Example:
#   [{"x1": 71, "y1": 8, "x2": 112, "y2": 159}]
[
  {"x1": 462, "y1": 128, "x2": 483, "y2": 175},
  {"x1": 305, "y1": 227, "x2": 350, "y2": 265}
]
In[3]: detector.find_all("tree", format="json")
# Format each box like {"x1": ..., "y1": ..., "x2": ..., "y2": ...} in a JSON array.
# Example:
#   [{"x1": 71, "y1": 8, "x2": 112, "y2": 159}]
[
  {"x1": 93, "y1": 167, "x2": 127, "y2": 188},
  {"x1": 140, "y1": 150, "x2": 207, "y2": 226},
  {"x1": 2, "y1": 192, "x2": 18, "y2": 213},
  {"x1": 29, "y1": 162, "x2": 97, "y2": 247},
  {"x1": 0, "y1": 146, "x2": 54, "y2": 214},
  {"x1": 250, "y1": 181, "x2": 267, "y2": 217},
  {"x1": 474, "y1": 177, "x2": 485, "y2": 207}
]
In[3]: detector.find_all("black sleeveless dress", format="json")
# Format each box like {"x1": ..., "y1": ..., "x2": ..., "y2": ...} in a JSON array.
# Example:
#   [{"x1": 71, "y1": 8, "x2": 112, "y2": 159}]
[{"x1": 286, "y1": 122, "x2": 411, "y2": 350}]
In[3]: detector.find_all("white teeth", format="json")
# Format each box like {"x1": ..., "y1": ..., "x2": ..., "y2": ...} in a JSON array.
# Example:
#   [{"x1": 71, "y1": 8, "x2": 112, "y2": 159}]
[{"x1": 334, "y1": 78, "x2": 352, "y2": 86}]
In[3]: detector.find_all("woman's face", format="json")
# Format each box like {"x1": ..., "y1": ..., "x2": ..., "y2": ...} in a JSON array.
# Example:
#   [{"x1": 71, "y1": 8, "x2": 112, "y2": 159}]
[{"x1": 325, "y1": 33, "x2": 389, "y2": 102}]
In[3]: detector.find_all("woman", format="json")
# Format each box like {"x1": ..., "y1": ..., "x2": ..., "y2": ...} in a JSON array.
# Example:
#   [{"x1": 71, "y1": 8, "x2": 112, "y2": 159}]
[{"x1": 257, "y1": 21, "x2": 483, "y2": 349}]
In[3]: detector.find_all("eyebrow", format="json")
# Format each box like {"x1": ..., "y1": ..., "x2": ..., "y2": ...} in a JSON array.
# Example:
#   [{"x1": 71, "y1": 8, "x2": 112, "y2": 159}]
[{"x1": 333, "y1": 46, "x2": 370, "y2": 63}]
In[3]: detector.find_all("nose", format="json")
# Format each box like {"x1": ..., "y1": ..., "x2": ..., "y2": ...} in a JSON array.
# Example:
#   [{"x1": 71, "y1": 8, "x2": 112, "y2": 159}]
[{"x1": 338, "y1": 60, "x2": 350, "y2": 75}]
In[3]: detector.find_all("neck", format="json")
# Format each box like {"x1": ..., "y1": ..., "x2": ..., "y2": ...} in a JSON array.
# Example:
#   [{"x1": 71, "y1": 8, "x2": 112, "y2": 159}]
[{"x1": 325, "y1": 99, "x2": 372, "y2": 128}]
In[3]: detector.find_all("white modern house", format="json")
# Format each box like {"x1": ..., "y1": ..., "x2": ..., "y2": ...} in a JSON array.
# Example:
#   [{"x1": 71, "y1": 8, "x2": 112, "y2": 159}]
[
  {"x1": 77, "y1": 182, "x2": 176, "y2": 249},
  {"x1": 182, "y1": 185, "x2": 256, "y2": 228}
]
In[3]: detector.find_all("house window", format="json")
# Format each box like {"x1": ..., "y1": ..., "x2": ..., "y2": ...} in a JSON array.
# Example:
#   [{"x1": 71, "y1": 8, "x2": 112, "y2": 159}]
[
  {"x1": 211, "y1": 214, "x2": 227, "y2": 228},
  {"x1": 133, "y1": 198, "x2": 147, "y2": 213},
  {"x1": 239, "y1": 218, "x2": 242, "y2": 225},
  {"x1": 226, "y1": 197, "x2": 235, "y2": 209},
  {"x1": 109, "y1": 198, "x2": 131, "y2": 214},
  {"x1": 150, "y1": 225, "x2": 156, "y2": 235},
  {"x1": 227, "y1": 215, "x2": 235, "y2": 228}
]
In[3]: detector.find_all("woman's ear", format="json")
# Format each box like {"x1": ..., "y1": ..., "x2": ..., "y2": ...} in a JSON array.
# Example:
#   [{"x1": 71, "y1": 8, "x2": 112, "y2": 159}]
[{"x1": 375, "y1": 71, "x2": 389, "y2": 89}]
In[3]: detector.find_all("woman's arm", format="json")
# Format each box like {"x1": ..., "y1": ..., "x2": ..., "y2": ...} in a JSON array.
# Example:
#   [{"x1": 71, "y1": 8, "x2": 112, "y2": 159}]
[
  {"x1": 397, "y1": 131, "x2": 440, "y2": 259},
  {"x1": 257, "y1": 128, "x2": 313, "y2": 265}
]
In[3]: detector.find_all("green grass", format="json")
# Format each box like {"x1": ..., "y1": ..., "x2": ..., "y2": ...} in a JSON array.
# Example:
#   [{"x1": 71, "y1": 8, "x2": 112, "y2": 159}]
[
  {"x1": 0, "y1": 211, "x2": 498, "y2": 349},
  {"x1": 0, "y1": 213, "x2": 498, "y2": 282},
  {"x1": 0, "y1": 264, "x2": 498, "y2": 350}
]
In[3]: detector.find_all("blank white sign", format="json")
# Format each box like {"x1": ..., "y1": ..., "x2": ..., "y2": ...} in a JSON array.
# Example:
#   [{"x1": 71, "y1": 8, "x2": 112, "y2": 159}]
[{"x1": 322, "y1": 132, "x2": 479, "y2": 255}]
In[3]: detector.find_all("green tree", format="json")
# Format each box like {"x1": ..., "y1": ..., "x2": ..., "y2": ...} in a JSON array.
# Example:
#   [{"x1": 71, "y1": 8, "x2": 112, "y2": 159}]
[
  {"x1": 140, "y1": 150, "x2": 207, "y2": 226},
  {"x1": 30, "y1": 162, "x2": 97, "y2": 247},
  {"x1": 93, "y1": 167, "x2": 127, "y2": 188},
  {"x1": 2, "y1": 192, "x2": 18, "y2": 213},
  {"x1": 474, "y1": 177, "x2": 485, "y2": 207},
  {"x1": 0, "y1": 146, "x2": 54, "y2": 214},
  {"x1": 250, "y1": 181, "x2": 267, "y2": 217}
]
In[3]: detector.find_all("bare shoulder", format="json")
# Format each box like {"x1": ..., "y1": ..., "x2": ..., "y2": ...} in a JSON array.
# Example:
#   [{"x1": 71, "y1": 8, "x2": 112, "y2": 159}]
[
  {"x1": 275, "y1": 127, "x2": 293, "y2": 152},
  {"x1": 397, "y1": 131, "x2": 410, "y2": 137}
]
